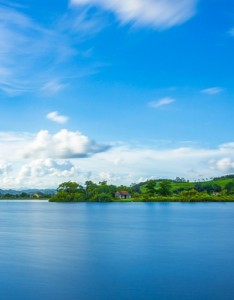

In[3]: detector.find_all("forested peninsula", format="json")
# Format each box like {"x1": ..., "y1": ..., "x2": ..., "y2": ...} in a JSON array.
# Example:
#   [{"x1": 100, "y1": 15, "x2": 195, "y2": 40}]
[{"x1": 49, "y1": 175, "x2": 234, "y2": 202}]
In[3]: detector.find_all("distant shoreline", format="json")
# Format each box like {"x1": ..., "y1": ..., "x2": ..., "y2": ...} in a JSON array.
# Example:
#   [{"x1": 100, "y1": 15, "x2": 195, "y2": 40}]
[
  {"x1": 49, "y1": 197, "x2": 234, "y2": 203},
  {"x1": 1, "y1": 198, "x2": 234, "y2": 203}
]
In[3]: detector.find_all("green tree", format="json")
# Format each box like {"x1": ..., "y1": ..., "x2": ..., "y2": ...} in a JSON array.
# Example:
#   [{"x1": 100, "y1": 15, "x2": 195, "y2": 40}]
[
  {"x1": 180, "y1": 189, "x2": 198, "y2": 200},
  {"x1": 225, "y1": 181, "x2": 234, "y2": 195},
  {"x1": 57, "y1": 181, "x2": 83, "y2": 193},
  {"x1": 85, "y1": 180, "x2": 98, "y2": 200},
  {"x1": 158, "y1": 180, "x2": 172, "y2": 196},
  {"x1": 91, "y1": 193, "x2": 113, "y2": 202},
  {"x1": 145, "y1": 180, "x2": 157, "y2": 197},
  {"x1": 19, "y1": 192, "x2": 30, "y2": 198},
  {"x1": 84, "y1": 180, "x2": 117, "y2": 202},
  {"x1": 50, "y1": 181, "x2": 85, "y2": 202},
  {"x1": 194, "y1": 183, "x2": 204, "y2": 192}
]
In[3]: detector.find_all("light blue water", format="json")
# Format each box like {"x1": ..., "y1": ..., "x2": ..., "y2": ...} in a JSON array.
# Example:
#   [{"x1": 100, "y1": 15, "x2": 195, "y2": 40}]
[{"x1": 0, "y1": 202, "x2": 234, "y2": 300}]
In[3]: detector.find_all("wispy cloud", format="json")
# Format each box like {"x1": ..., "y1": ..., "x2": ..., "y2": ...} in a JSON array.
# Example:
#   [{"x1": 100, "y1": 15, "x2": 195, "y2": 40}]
[
  {"x1": 46, "y1": 111, "x2": 69, "y2": 124},
  {"x1": 201, "y1": 87, "x2": 223, "y2": 95},
  {"x1": 61, "y1": 7, "x2": 105, "y2": 35},
  {"x1": 41, "y1": 80, "x2": 67, "y2": 96},
  {"x1": 149, "y1": 97, "x2": 175, "y2": 108},
  {"x1": 71, "y1": 0, "x2": 198, "y2": 29},
  {"x1": 0, "y1": 5, "x2": 68, "y2": 95},
  {"x1": 228, "y1": 27, "x2": 234, "y2": 36},
  {"x1": 0, "y1": 4, "x2": 100, "y2": 96}
]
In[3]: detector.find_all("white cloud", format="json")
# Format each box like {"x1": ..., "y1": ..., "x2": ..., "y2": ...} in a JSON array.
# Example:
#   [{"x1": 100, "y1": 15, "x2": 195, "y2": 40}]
[
  {"x1": 17, "y1": 159, "x2": 77, "y2": 182},
  {"x1": 71, "y1": 0, "x2": 198, "y2": 29},
  {"x1": 219, "y1": 142, "x2": 234, "y2": 151},
  {"x1": 41, "y1": 80, "x2": 67, "y2": 96},
  {"x1": 46, "y1": 111, "x2": 69, "y2": 124},
  {"x1": 0, "y1": 130, "x2": 110, "y2": 160},
  {"x1": 5, "y1": 159, "x2": 82, "y2": 188},
  {"x1": 0, "y1": 161, "x2": 11, "y2": 175},
  {"x1": 149, "y1": 97, "x2": 175, "y2": 108},
  {"x1": 21, "y1": 129, "x2": 110, "y2": 159},
  {"x1": 215, "y1": 158, "x2": 234, "y2": 173},
  {"x1": 75, "y1": 141, "x2": 234, "y2": 185},
  {"x1": 201, "y1": 87, "x2": 223, "y2": 95},
  {"x1": 2, "y1": 130, "x2": 234, "y2": 188}
]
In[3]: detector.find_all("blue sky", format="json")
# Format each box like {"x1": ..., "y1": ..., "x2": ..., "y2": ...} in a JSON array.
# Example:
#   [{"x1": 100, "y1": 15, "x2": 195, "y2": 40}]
[{"x1": 0, "y1": 0, "x2": 234, "y2": 188}]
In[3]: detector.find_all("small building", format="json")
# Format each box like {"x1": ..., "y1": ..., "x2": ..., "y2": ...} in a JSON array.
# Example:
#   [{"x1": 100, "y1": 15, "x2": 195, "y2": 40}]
[{"x1": 115, "y1": 190, "x2": 131, "y2": 199}]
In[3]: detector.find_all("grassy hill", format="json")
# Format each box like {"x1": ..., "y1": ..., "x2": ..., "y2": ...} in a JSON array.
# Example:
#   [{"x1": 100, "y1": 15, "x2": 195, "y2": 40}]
[
  {"x1": 175, "y1": 175, "x2": 234, "y2": 190},
  {"x1": 136, "y1": 175, "x2": 234, "y2": 194}
]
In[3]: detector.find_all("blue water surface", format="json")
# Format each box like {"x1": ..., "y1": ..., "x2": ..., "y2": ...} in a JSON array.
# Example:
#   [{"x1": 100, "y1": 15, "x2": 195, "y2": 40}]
[{"x1": 0, "y1": 201, "x2": 234, "y2": 300}]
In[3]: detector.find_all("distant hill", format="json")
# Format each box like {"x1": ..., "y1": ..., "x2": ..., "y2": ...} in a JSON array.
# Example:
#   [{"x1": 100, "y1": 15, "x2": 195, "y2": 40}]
[{"x1": 0, "y1": 189, "x2": 56, "y2": 195}]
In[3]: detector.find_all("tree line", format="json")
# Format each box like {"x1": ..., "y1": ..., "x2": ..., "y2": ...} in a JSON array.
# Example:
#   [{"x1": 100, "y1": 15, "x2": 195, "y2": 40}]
[
  {"x1": 50, "y1": 181, "x2": 130, "y2": 202},
  {"x1": 49, "y1": 178, "x2": 234, "y2": 202},
  {"x1": 0, "y1": 192, "x2": 51, "y2": 199}
]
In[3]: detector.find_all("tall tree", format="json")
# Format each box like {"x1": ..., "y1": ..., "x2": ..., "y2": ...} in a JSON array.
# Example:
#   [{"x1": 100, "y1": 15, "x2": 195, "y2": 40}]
[
  {"x1": 145, "y1": 180, "x2": 157, "y2": 197},
  {"x1": 158, "y1": 180, "x2": 172, "y2": 196}
]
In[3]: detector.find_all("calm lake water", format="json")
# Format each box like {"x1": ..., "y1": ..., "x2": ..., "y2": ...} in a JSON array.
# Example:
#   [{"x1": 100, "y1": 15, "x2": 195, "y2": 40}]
[{"x1": 0, "y1": 202, "x2": 234, "y2": 300}]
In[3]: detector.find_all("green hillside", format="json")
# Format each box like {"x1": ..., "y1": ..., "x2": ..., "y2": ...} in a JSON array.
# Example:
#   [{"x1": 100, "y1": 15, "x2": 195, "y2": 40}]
[
  {"x1": 138, "y1": 175, "x2": 234, "y2": 194},
  {"x1": 172, "y1": 177, "x2": 234, "y2": 191}
]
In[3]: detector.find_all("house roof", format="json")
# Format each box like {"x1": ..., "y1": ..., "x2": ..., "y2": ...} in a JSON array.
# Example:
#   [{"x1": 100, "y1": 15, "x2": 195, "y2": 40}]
[{"x1": 117, "y1": 190, "x2": 130, "y2": 195}]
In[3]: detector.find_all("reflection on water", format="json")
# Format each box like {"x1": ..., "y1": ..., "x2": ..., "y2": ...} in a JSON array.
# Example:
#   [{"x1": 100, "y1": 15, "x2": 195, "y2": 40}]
[{"x1": 0, "y1": 202, "x2": 234, "y2": 300}]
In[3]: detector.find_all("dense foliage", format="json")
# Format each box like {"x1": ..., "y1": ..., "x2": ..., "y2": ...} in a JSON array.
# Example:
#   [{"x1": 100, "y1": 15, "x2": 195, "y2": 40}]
[
  {"x1": 49, "y1": 176, "x2": 234, "y2": 202},
  {"x1": 50, "y1": 181, "x2": 129, "y2": 202}
]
